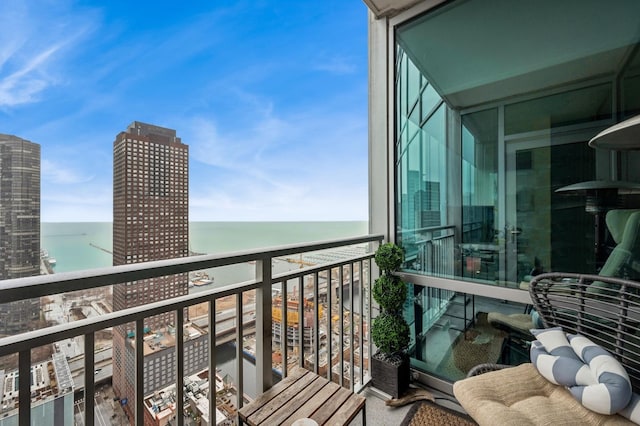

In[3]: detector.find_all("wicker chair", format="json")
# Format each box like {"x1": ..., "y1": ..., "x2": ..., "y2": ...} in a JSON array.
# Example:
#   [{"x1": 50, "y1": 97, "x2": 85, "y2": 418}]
[{"x1": 453, "y1": 272, "x2": 640, "y2": 425}]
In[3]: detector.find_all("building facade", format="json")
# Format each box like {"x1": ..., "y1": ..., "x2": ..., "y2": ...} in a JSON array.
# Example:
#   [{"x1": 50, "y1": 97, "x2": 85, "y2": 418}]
[
  {"x1": 112, "y1": 122, "x2": 189, "y2": 419},
  {"x1": 144, "y1": 368, "x2": 236, "y2": 426},
  {"x1": 0, "y1": 353, "x2": 74, "y2": 426},
  {"x1": 0, "y1": 134, "x2": 41, "y2": 335},
  {"x1": 365, "y1": 0, "x2": 640, "y2": 392}
]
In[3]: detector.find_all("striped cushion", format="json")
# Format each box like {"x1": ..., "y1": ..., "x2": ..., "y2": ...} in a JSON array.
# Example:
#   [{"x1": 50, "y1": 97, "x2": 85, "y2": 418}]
[
  {"x1": 620, "y1": 393, "x2": 640, "y2": 424},
  {"x1": 530, "y1": 327, "x2": 633, "y2": 415}
]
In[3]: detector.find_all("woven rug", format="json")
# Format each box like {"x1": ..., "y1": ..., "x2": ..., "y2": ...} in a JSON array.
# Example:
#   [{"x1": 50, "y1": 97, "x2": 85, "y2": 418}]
[
  {"x1": 436, "y1": 312, "x2": 507, "y2": 380},
  {"x1": 400, "y1": 401, "x2": 477, "y2": 426}
]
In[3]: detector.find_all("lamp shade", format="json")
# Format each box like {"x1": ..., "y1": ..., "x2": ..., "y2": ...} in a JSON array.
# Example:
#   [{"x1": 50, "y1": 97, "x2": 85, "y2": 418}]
[
  {"x1": 556, "y1": 180, "x2": 640, "y2": 213},
  {"x1": 589, "y1": 114, "x2": 640, "y2": 150},
  {"x1": 556, "y1": 180, "x2": 640, "y2": 194}
]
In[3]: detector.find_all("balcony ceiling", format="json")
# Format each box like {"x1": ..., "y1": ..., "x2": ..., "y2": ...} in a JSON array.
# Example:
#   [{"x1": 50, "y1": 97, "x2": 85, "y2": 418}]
[{"x1": 396, "y1": 0, "x2": 640, "y2": 109}]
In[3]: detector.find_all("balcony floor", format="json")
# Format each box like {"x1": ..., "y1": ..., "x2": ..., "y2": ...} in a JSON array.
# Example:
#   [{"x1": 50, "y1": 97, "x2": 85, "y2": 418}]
[{"x1": 357, "y1": 384, "x2": 467, "y2": 425}]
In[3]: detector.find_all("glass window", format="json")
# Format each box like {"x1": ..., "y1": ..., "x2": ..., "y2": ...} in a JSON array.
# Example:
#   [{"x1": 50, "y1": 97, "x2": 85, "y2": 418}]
[
  {"x1": 461, "y1": 109, "x2": 499, "y2": 282},
  {"x1": 396, "y1": 48, "x2": 446, "y2": 272},
  {"x1": 407, "y1": 58, "x2": 422, "y2": 115},
  {"x1": 395, "y1": 0, "x2": 640, "y2": 382},
  {"x1": 621, "y1": 48, "x2": 640, "y2": 119},
  {"x1": 421, "y1": 84, "x2": 440, "y2": 123},
  {"x1": 504, "y1": 84, "x2": 612, "y2": 135},
  {"x1": 406, "y1": 287, "x2": 532, "y2": 382}
]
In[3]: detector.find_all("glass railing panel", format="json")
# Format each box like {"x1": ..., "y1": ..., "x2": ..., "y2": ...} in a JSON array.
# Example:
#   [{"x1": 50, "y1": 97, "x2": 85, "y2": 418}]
[{"x1": 407, "y1": 287, "x2": 533, "y2": 381}]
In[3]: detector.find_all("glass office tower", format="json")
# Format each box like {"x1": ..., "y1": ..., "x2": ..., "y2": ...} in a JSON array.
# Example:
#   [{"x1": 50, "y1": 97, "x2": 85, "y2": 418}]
[{"x1": 0, "y1": 135, "x2": 41, "y2": 335}]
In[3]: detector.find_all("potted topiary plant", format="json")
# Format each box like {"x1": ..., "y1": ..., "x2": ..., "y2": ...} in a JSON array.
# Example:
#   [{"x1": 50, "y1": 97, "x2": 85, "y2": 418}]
[{"x1": 370, "y1": 242, "x2": 411, "y2": 398}]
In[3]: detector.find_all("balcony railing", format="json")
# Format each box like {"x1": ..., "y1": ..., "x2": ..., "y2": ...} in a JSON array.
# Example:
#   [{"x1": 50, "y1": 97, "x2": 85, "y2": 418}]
[
  {"x1": 399, "y1": 225, "x2": 456, "y2": 276},
  {"x1": 0, "y1": 234, "x2": 384, "y2": 426}
]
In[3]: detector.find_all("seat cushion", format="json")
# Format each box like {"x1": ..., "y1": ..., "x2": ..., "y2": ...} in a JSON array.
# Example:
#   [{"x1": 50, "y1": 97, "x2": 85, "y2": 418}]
[
  {"x1": 487, "y1": 312, "x2": 534, "y2": 334},
  {"x1": 453, "y1": 363, "x2": 635, "y2": 425}
]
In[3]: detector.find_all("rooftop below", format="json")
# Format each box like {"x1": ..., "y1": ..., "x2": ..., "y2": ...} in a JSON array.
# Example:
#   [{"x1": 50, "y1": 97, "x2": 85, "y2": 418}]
[{"x1": 128, "y1": 322, "x2": 206, "y2": 356}]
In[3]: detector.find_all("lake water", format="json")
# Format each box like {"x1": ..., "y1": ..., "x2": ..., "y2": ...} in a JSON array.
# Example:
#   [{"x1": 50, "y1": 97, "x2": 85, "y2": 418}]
[{"x1": 41, "y1": 221, "x2": 368, "y2": 273}]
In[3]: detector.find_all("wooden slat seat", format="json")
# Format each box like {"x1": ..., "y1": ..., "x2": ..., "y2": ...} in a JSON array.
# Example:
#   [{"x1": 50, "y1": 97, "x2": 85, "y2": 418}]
[{"x1": 238, "y1": 367, "x2": 366, "y2": 426}]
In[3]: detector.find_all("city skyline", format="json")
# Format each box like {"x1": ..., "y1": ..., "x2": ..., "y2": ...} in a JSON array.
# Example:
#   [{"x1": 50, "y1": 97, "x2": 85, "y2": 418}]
[{"x1": 0, "y1": 1, "x2": 369, "y2": 222}]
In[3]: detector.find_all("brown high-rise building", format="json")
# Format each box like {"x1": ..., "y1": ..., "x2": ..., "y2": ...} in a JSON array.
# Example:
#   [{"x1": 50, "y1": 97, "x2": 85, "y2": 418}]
[
  {"x1": 111, "y1": 122, "x2": 189, "y2": 418},
  {"x1": 0, "y1": 135, "x2": 40, "y2": 334}
]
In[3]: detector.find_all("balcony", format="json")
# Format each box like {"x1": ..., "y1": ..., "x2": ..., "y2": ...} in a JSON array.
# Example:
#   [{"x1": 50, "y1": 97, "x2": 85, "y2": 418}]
[{"x1": 0, "y1": 234, "x2": 417, "y2": 426}]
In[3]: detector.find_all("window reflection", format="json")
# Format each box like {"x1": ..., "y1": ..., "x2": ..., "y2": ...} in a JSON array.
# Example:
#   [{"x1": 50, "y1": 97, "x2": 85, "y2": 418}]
[
  {"x1": 395, "y1": 0, "x2": 640, "y2": 381},
  {"x1": 461, "y1": 109, "x2": 499, "y2": 282},
  {"x1": 406, "y1": 287, "x2": 533, "y2": 381}
]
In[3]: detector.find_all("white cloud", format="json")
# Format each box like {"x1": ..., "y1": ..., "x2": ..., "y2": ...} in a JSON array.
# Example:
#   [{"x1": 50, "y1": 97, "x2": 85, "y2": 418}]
[
  {"x1": 0, "y1": 1, "x2": 28, "y2": 69},
  {"x1": 188, "y1": 104, "x2": 299, "y2": 187},
  {"x1": 43, "y1": 203, "x2": 111, "y2": 223},
  {"x1": 185, "y1": 93, "x2": 368, "y2": 221},
  {"x1": 313, "y1": 55, "x2": 357, "y2": 75},
  {"x1": 41, "y1": 184, "x2": 112, "y2": 222},
  {"x1": 42, "y1": 190, "x2": 110, "y2": 206},
  {"x1": 0, "y1": 44, "x2": 63, "y2": 106},
  {"x1": 39, "y1": 147, "x2": 110, "y2": 221},
  {"x1": 42, "y1": 159, "x2": 94, "y2": 184},
  {"x1": 0, "y1": 0, "x2": 97, "y2": 107},
  {"x1": 189, "y1": 173, "x2": 367, "y2": 221}
]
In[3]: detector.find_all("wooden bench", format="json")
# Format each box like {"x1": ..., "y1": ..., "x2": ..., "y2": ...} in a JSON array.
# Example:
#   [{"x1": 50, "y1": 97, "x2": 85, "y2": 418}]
[{"x1": 238, "y1": 366, "x2": 366, "y2": 426}]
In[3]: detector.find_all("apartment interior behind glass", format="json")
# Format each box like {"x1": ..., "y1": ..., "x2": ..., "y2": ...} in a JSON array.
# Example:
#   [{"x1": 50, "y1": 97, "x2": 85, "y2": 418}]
[{"x1": 393, "y1": 0, "x2": 640, "y2": 383}]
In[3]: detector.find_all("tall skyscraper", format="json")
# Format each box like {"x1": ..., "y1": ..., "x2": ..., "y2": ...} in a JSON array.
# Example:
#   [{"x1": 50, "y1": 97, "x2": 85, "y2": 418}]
[
  {"x1": 111, "y1": 122, "x2": 189, "y2": 418},
  {"x1": 0, "y1": 134, "x2": 40, "y2": 335}
]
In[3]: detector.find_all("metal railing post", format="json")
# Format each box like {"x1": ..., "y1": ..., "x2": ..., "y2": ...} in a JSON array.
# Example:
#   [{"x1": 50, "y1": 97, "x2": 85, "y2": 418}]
[
  {"x1": 367, "y1": 258, "x2": 373, "y2": 381},
  {"x1": 19, "y1": 349, "x2": 30, "y2": 426},
  {"x1": 135, "y1": 319, "x2": 144, "y2": 426},
  {"x1": 297, "y1": 277, "x2": 304, "y2": 368},
  {"x1": 84, "y1": 332, "x2": 95, "y2": 426},
  {"x1": 281, "y1": 281, "x2": 288, "y2": 378},
  {"x1": 349, "y1": 263, "x2": 355, "y2": 391},
  {"x1": 208, "y1": 298, "x2": 216, "y2": 426},
  {"x1": 338, "y1": 266, "x2": 344, "y2": 388},
  {"x1": 236, "y1": 292, "x2": 244, "y2": 408},
  {"x1": 255, "y1": 256, "x2": 273, "y2": 392},
  {"x1": 313, "y1": 272, "x2": 319, "y2": 375},
  {"x1": 358, "y1": 260, "x2": 364, "y2": 390},
  {"x1": 176, "y1": 308, "x2": 184, "y2": 426},
  {"x1": 326, "y1": 268, "x2": 332, "y2": 381}
]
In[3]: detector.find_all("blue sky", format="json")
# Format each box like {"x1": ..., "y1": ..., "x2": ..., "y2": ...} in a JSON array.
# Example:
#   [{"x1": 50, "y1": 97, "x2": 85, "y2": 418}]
[{"x1": 0, "y1": 0, "x2": 369, "y2": 222}]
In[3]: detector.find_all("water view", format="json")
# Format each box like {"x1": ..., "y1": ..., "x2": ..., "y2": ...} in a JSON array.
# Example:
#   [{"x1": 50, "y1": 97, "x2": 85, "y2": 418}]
[{"x1": 42, "y1": 221, "x2": 368, "y2": 273}]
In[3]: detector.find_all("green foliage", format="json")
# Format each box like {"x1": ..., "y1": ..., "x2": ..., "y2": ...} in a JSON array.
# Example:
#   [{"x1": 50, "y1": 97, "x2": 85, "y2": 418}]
[
  {"x1": 373, "y1": 274, "x2": 407, "y2": 312},
  {"x1": 371, "y1": 312, "x2": 410, "y2": 355},
  {"x1": 374, "y1": 243, "x2": 404, "y2": 272},
  {"x1": 371, "y1": 242, "x2": 410, "y2": 356}
]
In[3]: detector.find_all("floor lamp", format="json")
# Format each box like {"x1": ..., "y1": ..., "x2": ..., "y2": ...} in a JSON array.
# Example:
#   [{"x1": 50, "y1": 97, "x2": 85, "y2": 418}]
[
  {"x1": 557, "y1": 114, "x2": 640, "y2": 270},
  {"x1": 556, "y1": 180, "x2": 640, "y2": 269}
]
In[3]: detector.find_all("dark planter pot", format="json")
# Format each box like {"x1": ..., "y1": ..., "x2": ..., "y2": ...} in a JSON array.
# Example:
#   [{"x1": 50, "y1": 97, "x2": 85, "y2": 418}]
[{"x1": 371, "y1": 352, "x2": 410, "y2": 398}]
